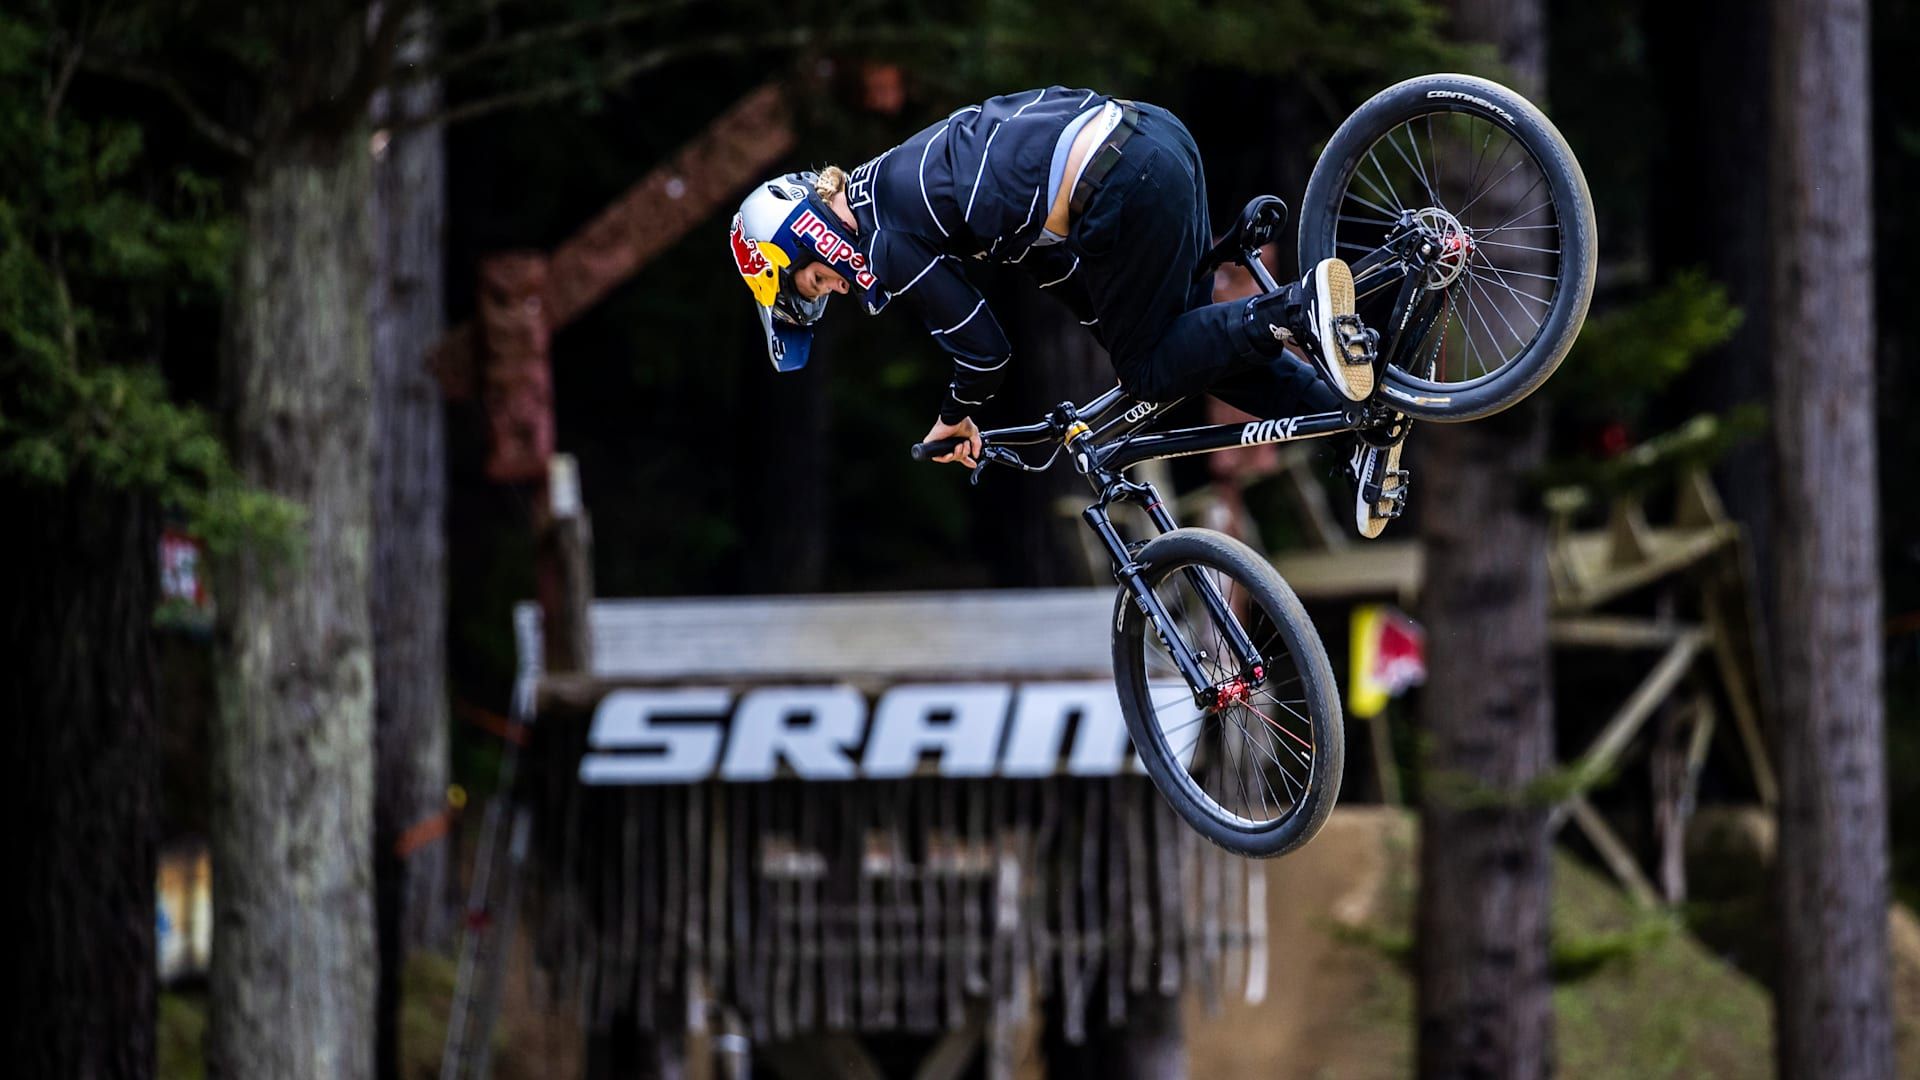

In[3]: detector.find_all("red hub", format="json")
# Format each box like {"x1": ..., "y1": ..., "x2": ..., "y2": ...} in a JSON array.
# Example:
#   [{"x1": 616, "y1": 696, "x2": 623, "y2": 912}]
[{"x1": 1212, "y1": 677, "x2": 1252, "y2": 709}]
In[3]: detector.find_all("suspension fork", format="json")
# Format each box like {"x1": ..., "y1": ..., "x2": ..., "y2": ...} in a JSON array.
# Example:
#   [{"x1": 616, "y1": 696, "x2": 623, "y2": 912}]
[
  {"x1": 1082, "y1": 490, "x2": 1265, "y2": 706},
  {"x1": 1138, "y1": 487, "x2": 1264, "y2": 675}
]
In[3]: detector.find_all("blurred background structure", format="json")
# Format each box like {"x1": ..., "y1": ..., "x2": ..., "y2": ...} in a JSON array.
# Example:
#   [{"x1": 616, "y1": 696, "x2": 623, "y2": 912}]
[{"x1": 3, "y1": 0, "x2": 1914, "y2": 1076}]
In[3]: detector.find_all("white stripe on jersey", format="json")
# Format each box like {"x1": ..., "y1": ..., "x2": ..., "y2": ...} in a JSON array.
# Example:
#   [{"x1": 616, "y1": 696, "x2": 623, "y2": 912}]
[
  {"x1": 931, "y1": 298, "x2": 987, "y2": 335},
  {"x1": 918, "y1": 125, "x2": 951, "y2": 237},
  {"x1": 964, "y1": 89, "x2": 1047, "y2": 223},
  {"x1": 1038, "y1": 256, "x2": 1080, "y2": 288}
]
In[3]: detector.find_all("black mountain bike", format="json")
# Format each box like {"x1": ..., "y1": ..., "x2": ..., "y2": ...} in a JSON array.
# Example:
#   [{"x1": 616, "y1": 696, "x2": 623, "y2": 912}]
[{"x1": 911, "y1": 75, "x2": 1596, "y2": 857}]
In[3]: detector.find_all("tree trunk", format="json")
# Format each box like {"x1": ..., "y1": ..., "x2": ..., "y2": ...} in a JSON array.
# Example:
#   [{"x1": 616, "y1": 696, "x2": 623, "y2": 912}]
[
  {"x1": 1415, "y1": 4, "x2": 1555, "y2": 1077},
  {"x1": 369, "y1": 35, "x2": 453, "y2": 1080},
  {"x1": 4, "y1": 479, "x2": 159, "y2": 1079},
  {"x1": 1767, "y1": 0, "x2": 1893, "y2": 1075},
  {"x1": 209, "y1": 132, "x2": 378, "y2": 1080},
  {"x1": 1414, "y1": 404, "x2": 1556, "y2": 1079}
]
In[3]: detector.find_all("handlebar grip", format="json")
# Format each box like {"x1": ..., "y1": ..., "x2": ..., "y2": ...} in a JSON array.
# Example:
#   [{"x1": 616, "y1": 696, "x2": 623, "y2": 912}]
[{"x1": 910, "y1": 436, "x2": 971, "y2": 462}]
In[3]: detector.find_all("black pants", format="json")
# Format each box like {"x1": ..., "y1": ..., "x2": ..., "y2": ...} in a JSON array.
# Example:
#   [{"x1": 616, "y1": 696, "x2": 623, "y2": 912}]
[{"x1": 1018, "y1": 103, "x2": 1342, "y2": 418}]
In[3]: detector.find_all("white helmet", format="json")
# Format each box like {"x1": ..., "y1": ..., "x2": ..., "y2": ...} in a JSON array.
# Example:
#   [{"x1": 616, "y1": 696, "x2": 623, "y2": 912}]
[{"x1": 728, "y1": 171, "x2": 875, "y2": 371}]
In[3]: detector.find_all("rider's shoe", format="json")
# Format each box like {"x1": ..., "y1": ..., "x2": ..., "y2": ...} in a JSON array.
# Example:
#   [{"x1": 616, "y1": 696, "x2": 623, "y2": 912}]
[
  {"x1": 1349, "y1": 436, "x2": 1410, "y2": 539},
  {"x1": 1242, "y1": 258, "x2": 1379, "y2": 402}
]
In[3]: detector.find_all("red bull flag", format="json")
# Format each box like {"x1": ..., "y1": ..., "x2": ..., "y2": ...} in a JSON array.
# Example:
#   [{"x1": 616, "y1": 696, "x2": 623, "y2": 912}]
[{"x1": 1348, "y1": 604, "x2": 1426, "y2": 718}]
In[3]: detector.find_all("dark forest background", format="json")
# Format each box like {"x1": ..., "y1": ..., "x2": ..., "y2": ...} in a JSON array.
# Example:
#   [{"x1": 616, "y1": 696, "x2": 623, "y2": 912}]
[{"x1": 3, "y1": 0, "x2": 1914, "y2": 1075}]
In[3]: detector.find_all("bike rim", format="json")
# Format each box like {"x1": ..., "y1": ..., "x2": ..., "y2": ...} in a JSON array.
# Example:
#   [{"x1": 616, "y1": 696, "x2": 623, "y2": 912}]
[
  {"x1": 1331, "y1": 108, "x2": 1566, "y2": 393},
  {"x1": 1137, "y1": 562, "x2": 1317, "y2": 833}
]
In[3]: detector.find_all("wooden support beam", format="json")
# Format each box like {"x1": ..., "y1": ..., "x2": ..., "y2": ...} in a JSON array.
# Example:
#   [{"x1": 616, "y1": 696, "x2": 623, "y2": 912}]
[
  {"x1": 1568, "y1": 796, "x2": 1660, "y2": 908},
  {"x1": 474, "y1": 252, "x2": 554, "y2": 482},
  {"x1": 1703, "y1": 586, "x2": 1777, "y2": 807},
  {"x1": 1674, "y1": 465, "x2": 1730, "y2": 529},
  {"x1": 538, "y1": 454, "x2": 595, "y2": 674},
  {"x1": 1605, "y1": 496, "x2": 1656, "y2": 569},
  {"x1": 1563, "y1": 629, "x2": 1706, "y2": 796},
  {"x1": 432, "y1": 82, "x2": 795, "y2": 399}
]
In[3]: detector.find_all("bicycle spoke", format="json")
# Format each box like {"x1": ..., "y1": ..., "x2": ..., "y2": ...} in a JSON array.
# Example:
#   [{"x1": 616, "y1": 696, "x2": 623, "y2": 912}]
[
  {"x1": 1385, "y1": 124, "x2": 1437, "y2": 209},
  {"x1": 1226, "y1": 712, "x2": 1302, "y2": 802},
  {"x1": 1465, "y1": 273, "x2": 1530, "y2": 350},
  {"x1": 1474, "y1": 237, "x2": 1561, "y2": 256},
  {"x1": 1343, "y1": 187, "x2": 1402, "y2": 223},
  {"x1": 1461, "y1": 283, "x2": 1505, "y2": 376},
  {"x1": 1364, "y1": 148, "x2": 1407, "y2": 213},
  {"x1": 1486, "y1": 196, "x2": 1556, "y2": 237},
  {"x1": 1468, "y1": 252, "x2": 1560, "y2": 284},
  {"x1": 1337, "y1": 212, "x2": 1401, "y2": 229},
  {"x1": 1469, "y1": 260, "x2": 1551, "y2": 325},
  {"x1": 1457, "y1": 154, "x2": 1532, "y2": 218},
  {"x1": 1426, "y1": 113, "x2": 1440, "y2": 197},
  {"x1": 1463, "y1": 116, "x2": 1503, "y2": 205}
]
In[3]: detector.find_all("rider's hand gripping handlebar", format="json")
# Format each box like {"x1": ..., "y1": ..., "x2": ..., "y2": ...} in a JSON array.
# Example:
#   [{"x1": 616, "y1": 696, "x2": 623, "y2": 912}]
[{"x1": 908, "y1": 436, "x2": 973, "y2": 462}]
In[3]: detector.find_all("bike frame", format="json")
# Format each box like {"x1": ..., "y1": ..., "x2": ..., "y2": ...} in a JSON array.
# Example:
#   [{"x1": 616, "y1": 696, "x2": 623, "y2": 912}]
[{"x1": 953, "y1": 215, "x2": 1452, "y2": 706}]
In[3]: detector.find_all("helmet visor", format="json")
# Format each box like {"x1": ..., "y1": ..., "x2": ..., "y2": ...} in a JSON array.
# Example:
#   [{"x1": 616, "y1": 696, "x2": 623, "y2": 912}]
[{"x1": 756, "y1": 302, "x2": 813, "y2": 372}]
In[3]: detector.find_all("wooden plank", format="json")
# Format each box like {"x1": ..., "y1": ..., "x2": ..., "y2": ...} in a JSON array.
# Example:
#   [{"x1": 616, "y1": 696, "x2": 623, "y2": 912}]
[
  {"x1": 1271, "y1": 541, "x2": 1422, "y2": 604},
  {"x1": 1549, "y1": 616, "x2": 1696, "y2": 650}
]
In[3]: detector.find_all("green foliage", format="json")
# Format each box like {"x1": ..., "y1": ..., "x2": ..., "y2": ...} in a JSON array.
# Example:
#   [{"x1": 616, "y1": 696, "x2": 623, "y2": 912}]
[
  {"x1": 1550, "y1": 270, "x2": 1744, "y2": 425},
  {"x1": 1536, "y1": 407, "x2": 1767, "y2": 504},
  {"x1": 1550, "y1": 914, "x2": 1675, "y2": 983},
  {"x1": 1533, "y1": 270, "x2": 1751, "y2": 507},
  {"x1": 0, "y1": 10, "x2": 296, "y2": 549},
  {"x1": 1330, "y1": 901, "x2": 1676, "y2": 984}
]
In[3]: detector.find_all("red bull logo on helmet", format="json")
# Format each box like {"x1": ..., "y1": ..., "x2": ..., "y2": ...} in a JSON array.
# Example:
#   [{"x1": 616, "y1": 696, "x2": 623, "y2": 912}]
[
  {"x1": 791, "y1": 209, "x2": 877, "y2": 290},
  {"x1": 730, "y1": 212, "x2": 788, "y2": 306},
  {"x1": 730, "y1": 213, "x2": 768, "y2": 276}
]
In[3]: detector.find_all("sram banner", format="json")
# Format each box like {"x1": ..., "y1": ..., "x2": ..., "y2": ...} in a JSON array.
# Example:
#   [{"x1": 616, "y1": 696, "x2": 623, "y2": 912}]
[{"x1": 580, "y1": 680, "x2": 1193, "y2": 784}]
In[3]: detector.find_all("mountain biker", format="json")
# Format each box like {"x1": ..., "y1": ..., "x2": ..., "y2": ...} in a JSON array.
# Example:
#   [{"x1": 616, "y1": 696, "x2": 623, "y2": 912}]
[{"x1": 728, "y1": 86, "x2": 1407, "y2": 537}]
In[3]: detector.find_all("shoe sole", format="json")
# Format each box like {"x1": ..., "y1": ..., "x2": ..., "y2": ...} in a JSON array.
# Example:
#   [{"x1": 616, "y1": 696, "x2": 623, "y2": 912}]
[{"x1": 1315, "y1": 259, "x2": 1372, "y2": 402}]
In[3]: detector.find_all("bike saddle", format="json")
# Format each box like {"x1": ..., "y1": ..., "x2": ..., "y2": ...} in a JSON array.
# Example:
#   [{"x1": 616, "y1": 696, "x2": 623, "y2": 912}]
[{"x1": 1194, "y1": 195, "x2": 1290, "y2": 283}]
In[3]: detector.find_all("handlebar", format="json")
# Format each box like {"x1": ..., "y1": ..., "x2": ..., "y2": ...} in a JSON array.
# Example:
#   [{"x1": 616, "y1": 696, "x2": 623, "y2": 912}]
[
  {"x1": 908, "y1": 386, "x2": 1138, "y2": 468},
  {"x1": 909, "y1": 436, "x2": 974, "y2": 461}
]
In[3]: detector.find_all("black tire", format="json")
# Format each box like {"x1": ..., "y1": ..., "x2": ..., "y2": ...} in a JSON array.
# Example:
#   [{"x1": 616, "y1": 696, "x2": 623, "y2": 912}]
[
  {"x1": 1112, "y1": 528, "x2": 1343, "y2": 858},
  {"x1": 1298, "y1": 73, "x2": 1596, "y2": 422}
]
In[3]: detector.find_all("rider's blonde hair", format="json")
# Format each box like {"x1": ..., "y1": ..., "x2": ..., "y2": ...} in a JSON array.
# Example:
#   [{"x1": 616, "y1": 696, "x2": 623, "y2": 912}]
[{"x1": 814, "y1": 165, "x2": 849, "y2": 200}]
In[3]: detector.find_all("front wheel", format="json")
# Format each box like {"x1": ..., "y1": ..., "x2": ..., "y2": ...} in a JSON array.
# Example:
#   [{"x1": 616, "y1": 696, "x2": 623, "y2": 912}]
[
  {"x1": 1298, "y1": 73, "x2": 1597, "y2": 421},
  {"x1": 1113, "y1": 528, "x2": 1344, "y2": 858}
]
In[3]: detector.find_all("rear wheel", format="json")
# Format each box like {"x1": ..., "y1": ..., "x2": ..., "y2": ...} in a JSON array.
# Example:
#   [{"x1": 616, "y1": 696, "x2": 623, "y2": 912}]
[
  {"x1": 1113, "y1": 528, "x2": 1343, "y2": 858},
  {"x1": 1297, "y1": 73, "x2": 1597, "y2": 421}
]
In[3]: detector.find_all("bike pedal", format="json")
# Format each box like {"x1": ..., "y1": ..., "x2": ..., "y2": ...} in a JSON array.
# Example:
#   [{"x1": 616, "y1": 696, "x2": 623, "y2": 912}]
[
  {"x1": 1333, "y1": 316, "x2": 1379, "y2": 368},
  {"x1": 1378, "y1": 470, "x2": 1410, "y2": 518}
]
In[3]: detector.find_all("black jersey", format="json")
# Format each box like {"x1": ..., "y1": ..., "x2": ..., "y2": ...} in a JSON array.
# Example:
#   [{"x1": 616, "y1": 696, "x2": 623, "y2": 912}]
[{"x1": 846, "y1": 87, "x2": 1111, "y2": 422}]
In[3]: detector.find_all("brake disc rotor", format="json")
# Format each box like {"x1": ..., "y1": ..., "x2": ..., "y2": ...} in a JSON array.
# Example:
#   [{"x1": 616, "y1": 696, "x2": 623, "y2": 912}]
[{"x1": 1411, "y1": 207, "x2": 1472, "y2": 289}]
